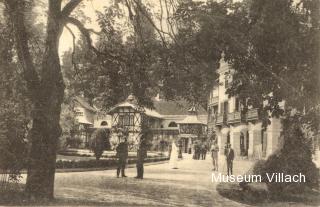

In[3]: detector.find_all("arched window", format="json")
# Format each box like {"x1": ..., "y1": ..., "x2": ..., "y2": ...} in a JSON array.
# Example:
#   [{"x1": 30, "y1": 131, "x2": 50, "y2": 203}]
[
  {"x1": 100, "y1": 121, "x2": 108, "y2": 126},
  {"x1": 168, "y1": 122, "x2": 177, "y2": 127}
]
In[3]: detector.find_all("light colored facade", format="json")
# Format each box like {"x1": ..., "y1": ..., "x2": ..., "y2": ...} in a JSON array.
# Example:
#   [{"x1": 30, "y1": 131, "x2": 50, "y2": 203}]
[
  {"x1": 73, "y1": 94, "x2": 208, "y2": 152},
  {"x1": 73, "y1": 96, "x2": 112, "y2": 148},
  {"x1": 207, "y1": 56, "x2": 283, "y2": 159},
  {"x1": 107, "y1": 95, "x2": 208, "y2": 152}
]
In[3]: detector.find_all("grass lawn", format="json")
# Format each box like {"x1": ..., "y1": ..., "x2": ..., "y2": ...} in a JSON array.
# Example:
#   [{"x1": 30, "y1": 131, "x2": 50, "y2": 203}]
[{"x1": 217, "y1": 182, "x2": 320, "y2": 207}]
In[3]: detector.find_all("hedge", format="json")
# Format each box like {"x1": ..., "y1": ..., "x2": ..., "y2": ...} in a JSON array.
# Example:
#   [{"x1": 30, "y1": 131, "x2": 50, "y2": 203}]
[{"x1": 56, "y1": 157, "x2": 169, "y2": 169}]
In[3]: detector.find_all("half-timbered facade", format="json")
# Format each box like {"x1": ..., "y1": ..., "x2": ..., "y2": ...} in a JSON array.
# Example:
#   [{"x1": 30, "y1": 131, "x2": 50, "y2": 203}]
[
  {"x1": 107, "y1": 94, "x2": 208, "y2": 151},
  {"x1": 178, "y1": 107, "x2": 207, "y2": 153}
]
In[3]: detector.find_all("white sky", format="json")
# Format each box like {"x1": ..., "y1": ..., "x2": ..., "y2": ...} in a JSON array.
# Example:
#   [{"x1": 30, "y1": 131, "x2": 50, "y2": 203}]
[
  {"x1": 59, "y1": 0, "x2": 111, "y2": 55},
  {"x1": 58, "y1": 0, "x2": 164, "y2": 55}
]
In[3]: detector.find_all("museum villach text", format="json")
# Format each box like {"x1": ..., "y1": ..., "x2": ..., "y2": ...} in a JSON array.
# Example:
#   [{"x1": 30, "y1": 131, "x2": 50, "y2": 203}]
[{"x1": 212, "y1": 173, "x2": 306, "y2": 183}]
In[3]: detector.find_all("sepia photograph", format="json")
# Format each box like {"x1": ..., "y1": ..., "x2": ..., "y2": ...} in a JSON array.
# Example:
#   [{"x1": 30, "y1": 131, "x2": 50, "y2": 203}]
[{"x1": 0, "y1": 0, "x2": 319, "y2": 206}]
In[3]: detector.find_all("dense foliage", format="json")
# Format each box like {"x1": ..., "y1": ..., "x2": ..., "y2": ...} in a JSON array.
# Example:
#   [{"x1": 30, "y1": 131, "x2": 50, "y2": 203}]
[
  {"x1": 0, "y1": 15, "x2": 29, "y2": 180},
  {"x1": 89, "y1": 128, "x2": 110, "y2": 160},
  {"x1": 225, "y1": 0, "x2": 320, "y2": 192}
]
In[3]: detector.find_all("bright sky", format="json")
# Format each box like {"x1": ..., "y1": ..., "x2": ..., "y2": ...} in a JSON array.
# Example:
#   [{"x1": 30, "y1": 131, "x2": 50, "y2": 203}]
[
  {"x1": 56, "y1": 0, "x2": 242, "y2": 56},
  {"x1": 58, "y1": 0, "x2": 166, "y2": 55},
  {"x1": 59, "y1": 0, "x2": 110, "y2": 55}
]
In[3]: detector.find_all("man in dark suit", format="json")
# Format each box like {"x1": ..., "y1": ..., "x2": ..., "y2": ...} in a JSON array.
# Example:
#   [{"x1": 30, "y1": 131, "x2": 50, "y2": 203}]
[
  {"x1": 116, "y1": 134, "x2": 128, "y2": 178},
  {"x1": 224, "y1": 143, "x2": 234, "y2": 176},
  {"x1": 135, "y1": 129, "x2": 149, "y2": 179}
]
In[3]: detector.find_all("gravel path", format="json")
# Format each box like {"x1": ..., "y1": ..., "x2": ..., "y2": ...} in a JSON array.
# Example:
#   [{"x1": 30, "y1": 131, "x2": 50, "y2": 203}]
[{"x1": 52, "y1": 154, "x2": 254, "y2": 206}]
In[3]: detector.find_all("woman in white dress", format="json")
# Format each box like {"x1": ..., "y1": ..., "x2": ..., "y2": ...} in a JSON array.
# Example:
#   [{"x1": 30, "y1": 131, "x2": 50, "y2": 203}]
[{"x1": 169, "y1": 141, "x2": 179, "y2": 169}]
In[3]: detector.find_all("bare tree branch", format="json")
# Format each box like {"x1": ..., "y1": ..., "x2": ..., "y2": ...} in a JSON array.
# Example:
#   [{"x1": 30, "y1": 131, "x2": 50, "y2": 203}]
[
  {"x1": 65, "y1": 16, "x2": 124, "y2": 62},
  {"x1": 61, "y1": 0, "x2": 83, "y2": 17},
  {"x1": 130, "y1": 0, "x2": 169, "y2": 48},
  {"x1": 65, "y1": 25, "x2": 94, "y2": 96}
]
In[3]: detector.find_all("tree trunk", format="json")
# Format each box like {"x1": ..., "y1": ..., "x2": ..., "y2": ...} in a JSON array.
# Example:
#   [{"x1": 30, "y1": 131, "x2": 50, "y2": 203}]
[
  {"x1": 6, "y1": 0, "x2": 84, "y2": 199},
  {"x1": 24, "y1": 1, "x2": 65, "y2": 199}
]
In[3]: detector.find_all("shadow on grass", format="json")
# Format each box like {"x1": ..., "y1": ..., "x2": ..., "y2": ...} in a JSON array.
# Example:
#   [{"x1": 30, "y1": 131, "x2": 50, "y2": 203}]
[
  {"x1": 216, "y1": 182, "x2": 269, "y2": 206},
  {"x1": 0, "y1": 184, "x2": 153, "y2": 206},
  {"x1": 216, "y1": 182, "x2": 320, "y2": 206}
]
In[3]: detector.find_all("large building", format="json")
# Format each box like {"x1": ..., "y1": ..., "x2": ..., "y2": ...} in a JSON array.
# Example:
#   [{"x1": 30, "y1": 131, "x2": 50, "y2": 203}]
[
  {"x1": 207, "y1": 55, "x2": 283, "y2": 159},
  {"x1": 108, "y1": 94, "x2": 207, "y2": 152},
  {"x1": 73, "y1": 96, "x2": 111, "y2": 148},
  {"x1": 73, "y1": 94, "x2": 208, "y2": 152}
]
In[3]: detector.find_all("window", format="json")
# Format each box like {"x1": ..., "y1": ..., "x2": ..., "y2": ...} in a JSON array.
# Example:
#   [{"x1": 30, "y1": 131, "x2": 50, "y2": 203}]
[
  {"x1": 75, "y1": 111, "x2": 84, "y2": 116},
  {"x1": 235, "y1": 98, "x2": 240, "y2": 112},
  {"x1": 100, "y1": 121, "x2": 108, "y2": 126},
  {"x1": 168, "y1": 122, "x2": 177, "y2": 127},
  {"x1": 208, "y1": 108, "x2": 212, "y2": 122},
  {"x1": 213, "y1": 105, "x2": 218, "y2": 115},
  {"x1": 221, "y1": 101, "x2": 228, "y2": 114},
  {"x1": 118, "y1": 114, "x2": 135, "y2": 126},
  {"x1": 227, "y1": 132, "x2": 230, "y2": 144},
  {"x1": 225, "y1": 78, "x2": 229, "y2": 88}
]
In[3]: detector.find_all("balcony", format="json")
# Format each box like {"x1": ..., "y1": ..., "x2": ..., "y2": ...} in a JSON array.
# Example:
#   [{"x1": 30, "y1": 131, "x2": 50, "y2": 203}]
[
  {"x1": 227, "y1": 111, "x2": 243, "y2": 124},
  {"x1": 246, "y1": 108, "x2": 259, "y2": 121},
  {"x1": 209, "y1": 96, "x2": 218, "y2": 106},
  {"x1": 216, "y1": 113, "x2": 227, "y2": 126}
]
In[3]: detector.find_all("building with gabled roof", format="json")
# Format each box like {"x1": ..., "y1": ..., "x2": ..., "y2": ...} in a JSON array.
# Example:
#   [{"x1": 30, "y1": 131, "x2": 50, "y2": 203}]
[
  {"x1": 70, "y1": 93, "x2": 208, "y2": 152},
  {"x1": 107, "y1": 94, "x2": 207, "y2": 152}
]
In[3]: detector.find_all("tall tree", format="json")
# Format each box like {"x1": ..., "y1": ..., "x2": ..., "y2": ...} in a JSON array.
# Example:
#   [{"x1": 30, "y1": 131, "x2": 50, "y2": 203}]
[
  {"x1": 3, "y1": 0, "x2": 95, "y2": 199},
  {"x1": 224, "y1": 0, "x2": 320, "y2": 192}
]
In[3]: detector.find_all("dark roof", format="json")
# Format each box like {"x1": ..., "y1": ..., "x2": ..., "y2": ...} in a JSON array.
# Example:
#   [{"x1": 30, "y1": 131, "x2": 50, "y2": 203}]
[
  {"x1": 74, "y1": 96, "x2": 97, "y2": 112},
  {"x1": 153, "y1": 99, "x2": 207, "y2": 116}
]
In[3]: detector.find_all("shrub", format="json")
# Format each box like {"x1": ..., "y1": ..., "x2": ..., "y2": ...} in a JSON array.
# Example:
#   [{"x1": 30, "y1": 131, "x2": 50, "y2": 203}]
[
  {"x1": 55, "y1": 157, "x2": 169, "y2": 169},
  {"x1": 89, "y1": 128, "x2": 110, "y2": 160},
  {"x1": 257, "y1": 116, "x2": 319, "y2": 196},
  {"x1": 0, "y1": 105, "x2": 28, "y2": 183}
]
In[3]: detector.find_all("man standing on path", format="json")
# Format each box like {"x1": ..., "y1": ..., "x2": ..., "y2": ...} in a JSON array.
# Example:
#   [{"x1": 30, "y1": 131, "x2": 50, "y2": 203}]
[
  {"x1": 135, "y1": 128, "x2": 150, "y2": 179},
  {"x1": 201, "y1": 144, "x2": 207, "y2": 160},
  {"x1": 210, "y1": 141, "x2": 219, "y2": 171},
  {"x1": 225, "y1": 143, "x2": 234, "y2": 176},
  {"x1": 116, "y1": 132, "x2": 128, "y2": 178}
]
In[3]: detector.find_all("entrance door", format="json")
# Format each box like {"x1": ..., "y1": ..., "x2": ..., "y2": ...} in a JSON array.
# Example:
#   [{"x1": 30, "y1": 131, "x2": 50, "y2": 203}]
[
  {"x1": 262, "y1": 130, "x2": 267, "y2": 157},
  {"x1": 240, "y1": 132, "x2": 245, "y2": 156},
  {"x1": 227, "y1": 132, "x2": 230, "y2": 144},
  {"x1": 184, "y1": 138, "x2": 188, "y2": 153},
  {"x1": 246, "y1": 131, "x2": 249, "y2": 156},
  {"x1": 223, "y1": 101, "x2": 229, "y2": 114}
]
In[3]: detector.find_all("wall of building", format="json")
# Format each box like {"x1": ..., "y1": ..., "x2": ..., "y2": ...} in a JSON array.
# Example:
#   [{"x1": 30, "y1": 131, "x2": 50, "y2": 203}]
[{"x1": 210, "y1": 57, "x2": 283, "y2": 160}]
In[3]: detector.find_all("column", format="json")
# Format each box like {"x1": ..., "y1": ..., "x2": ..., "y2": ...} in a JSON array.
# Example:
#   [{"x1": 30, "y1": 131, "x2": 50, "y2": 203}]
[
  {"x1": 266, "y1": 118, "x2": 281, "y2": 157},
  {"x1": 217, "y1": 133, "x2": 224, "y2": 155},
  {"x1": 248, "y1": 122, "x2": 262, "y2": 159},
  {"x1": 232, "y1": 131, "x2": 241, "y2": 157},
  {"x1": 248, "y1": 130, "x2": 254, "y2": 158},
  {"x1": 252, "y1": 130, "x2": 262, "y2": 159}
]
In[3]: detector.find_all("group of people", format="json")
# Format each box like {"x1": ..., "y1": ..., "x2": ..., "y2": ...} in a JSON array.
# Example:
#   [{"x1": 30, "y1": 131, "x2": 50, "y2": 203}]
[
  {"x1": 193, "y1": 143, "x2": 208, "y2": 160},
  {"x1": 115, "y1": 128, "x2": 235, "y2": 178},
  {"x1": 210, "y1": 141, "x2": 235, "y2": 175},
  {"x1": 115, "y1": 128, "x2": 149, "y2": 179}
]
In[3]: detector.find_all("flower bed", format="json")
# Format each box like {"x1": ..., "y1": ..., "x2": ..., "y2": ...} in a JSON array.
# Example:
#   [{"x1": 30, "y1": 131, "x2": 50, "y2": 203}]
[
  {"x1": 56, "y1": 157, "x2": 169, "y2": 169},
  {"x1": 58, "y1": 149, "x2": 165, "y2": 159}
]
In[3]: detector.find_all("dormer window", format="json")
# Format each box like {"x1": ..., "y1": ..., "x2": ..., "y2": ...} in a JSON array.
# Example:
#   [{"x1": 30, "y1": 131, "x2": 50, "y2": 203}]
[
  {"x1": 225, "y1": 78, "x2": 229, "y2": 88},
  {"x1": 75, "y1": 110, "x2": 84, "y2": 116},
  {"x1": 224, "y1": 71, "x2": 231, "y2": 89}
]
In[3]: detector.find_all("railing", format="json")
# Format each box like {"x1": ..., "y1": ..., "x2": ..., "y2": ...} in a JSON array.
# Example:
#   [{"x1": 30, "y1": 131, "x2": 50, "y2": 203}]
[
  {"x1": 247, "y1": 108, "x2": 259, "y2": 121},
  {"x1": 0, "y1": 169, "x2": 9, "y2": 191},
  {"x1": 227, "y1": 111, "x2": 242, "y2": 124},
  {"x1": 216, "y1": 113, "x2": 227, "y2": 126},
  {"x1": 209, "y1": 96, "x2": 218, "y2": 106}
]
